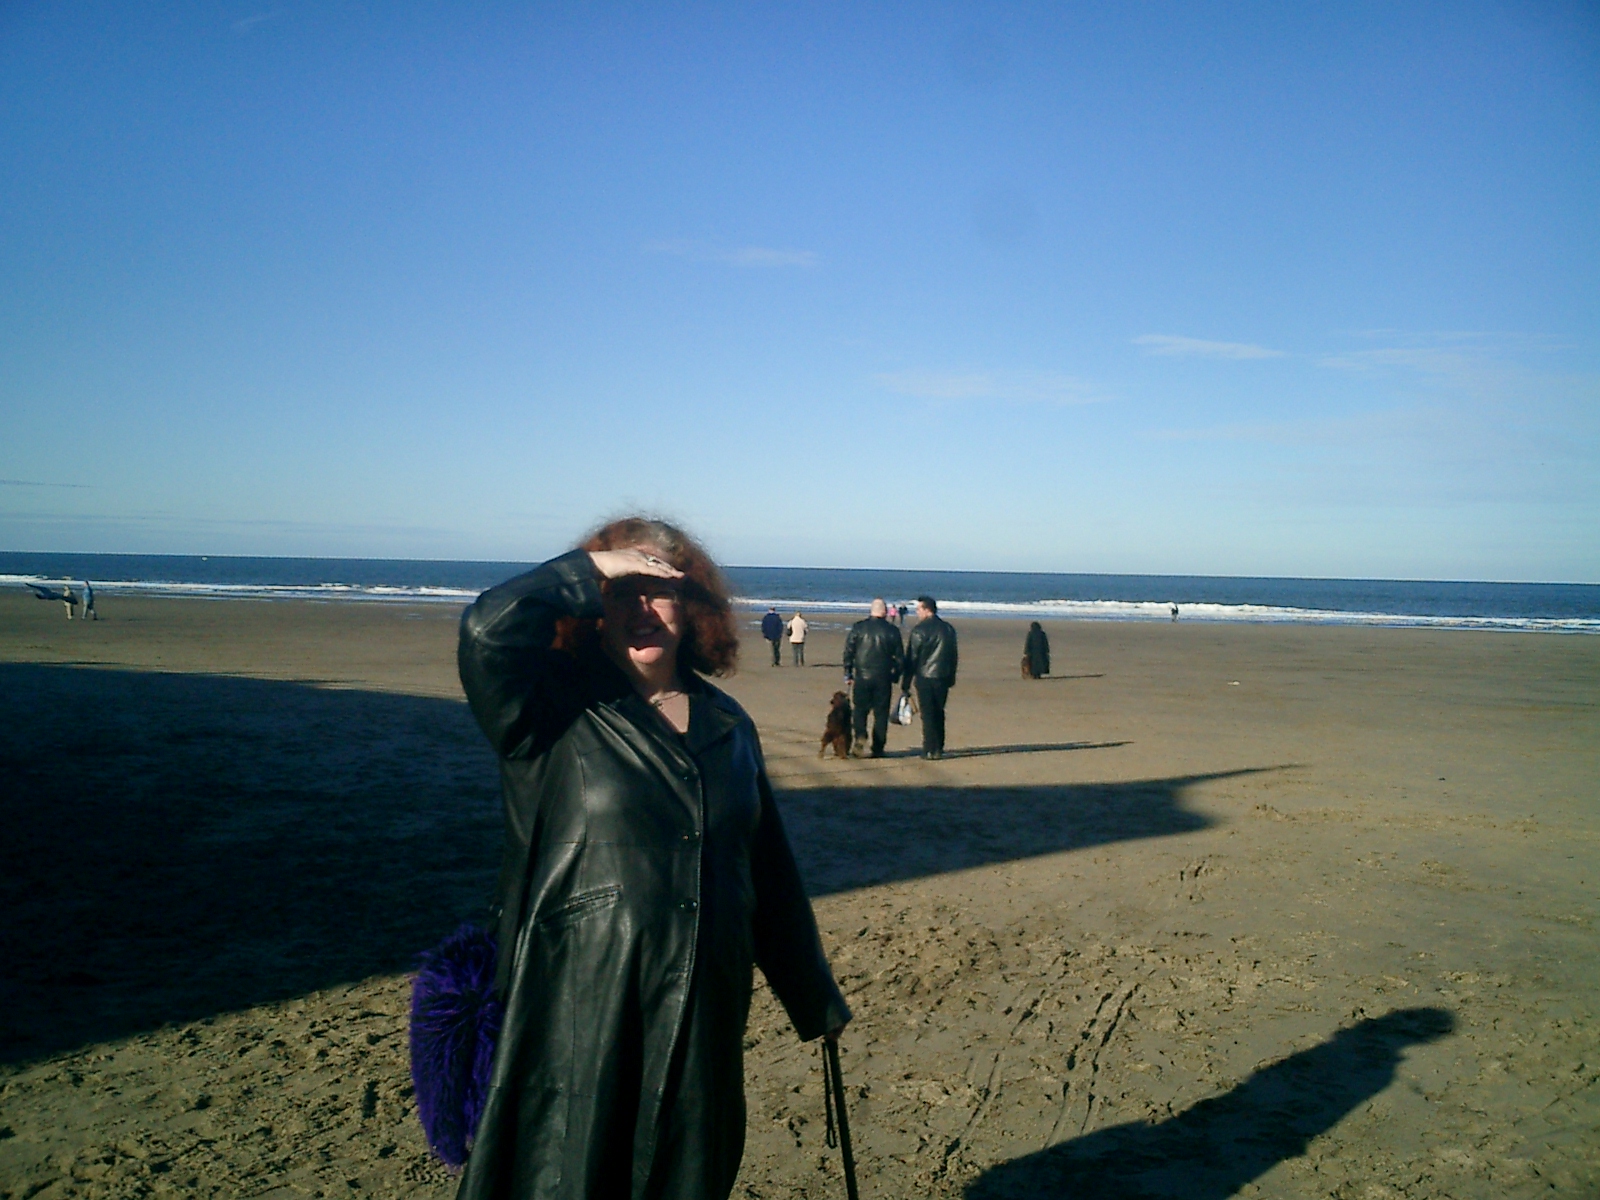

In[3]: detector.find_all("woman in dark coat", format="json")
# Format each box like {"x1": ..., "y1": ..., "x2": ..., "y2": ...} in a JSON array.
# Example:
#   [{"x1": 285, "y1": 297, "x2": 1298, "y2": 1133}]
[
  {"x1": 455, "y1": 516, "x2": 850, "y2": 1200},
  {"x1": 1024, "y1": 621, "x2": 1051, "y2": 679}
]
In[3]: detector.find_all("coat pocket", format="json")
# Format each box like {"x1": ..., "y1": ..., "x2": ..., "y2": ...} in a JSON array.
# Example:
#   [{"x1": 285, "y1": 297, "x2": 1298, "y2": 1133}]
[{"x1": 536, "y1": 884, "x2": 623, "y2": 930}]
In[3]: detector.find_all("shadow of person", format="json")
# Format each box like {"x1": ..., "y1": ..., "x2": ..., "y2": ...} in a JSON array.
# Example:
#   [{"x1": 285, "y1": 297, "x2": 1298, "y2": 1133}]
[
  {"x1": 0, "y1": 663, "x2": 504, "y2": 1065},
  {"x1": 940, "y1": 740, "x2": 1129, "y2": 759},
  {"x1": 965, "y1": 1007, "x2": 1456, "y2": 1200},
  {"x1": 778, "y1": 767, "x2": 1275, "y2": 897},
  {"x1": 1, "y1": 660, "x2": 1277, "y2": 1065},
  {"x1": 872, "y1": 741, "x2": 1127, "y2": 760}
]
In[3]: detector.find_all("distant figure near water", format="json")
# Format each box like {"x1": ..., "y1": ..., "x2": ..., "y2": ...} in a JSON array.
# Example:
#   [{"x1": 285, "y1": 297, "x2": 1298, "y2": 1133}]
[
  {"x1": 762, "y1": 605, "x2": 784, "y2": 665},
  {"x1": 1023, "y1": 620, "x2": 1050, "y2": 679},
  {"x1": 25, "y1": 580, "x2": 75, "y2": 618},
  {"x1": 787, "y1": 610, "x2": 808, "y2": 665},
  {"x1": 1170, "y1": 602, "x2": 1179, "y2": 622},
  {"x1": 81, "y1": 580, "x2": 97, "y2": 621}
]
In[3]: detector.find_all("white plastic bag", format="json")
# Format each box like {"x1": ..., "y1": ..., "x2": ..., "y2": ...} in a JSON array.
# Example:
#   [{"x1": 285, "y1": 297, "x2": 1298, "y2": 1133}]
[{"x1": 894, "y1": 693, "x2": 915, "y2": 726}]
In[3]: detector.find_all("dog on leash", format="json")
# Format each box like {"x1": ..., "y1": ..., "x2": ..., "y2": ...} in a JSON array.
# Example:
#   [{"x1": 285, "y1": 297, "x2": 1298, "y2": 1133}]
[{"x1": 819, "y1": 691, "x2": 853, "y2": 759}]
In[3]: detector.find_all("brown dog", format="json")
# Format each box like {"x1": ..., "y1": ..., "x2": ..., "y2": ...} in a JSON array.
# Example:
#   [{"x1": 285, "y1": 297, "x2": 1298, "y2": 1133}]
[
  {"x1": 1021, "y1": 655, "x2": 1036, "y2": 679},
  {"x1": 819, "y1": 691, "x2": 853, "y2": 759}
]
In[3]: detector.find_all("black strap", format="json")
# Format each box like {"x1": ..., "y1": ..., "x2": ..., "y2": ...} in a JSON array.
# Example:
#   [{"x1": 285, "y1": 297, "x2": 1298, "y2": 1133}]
[
  {"x1": 824, "y1": 1038, "x2": 861, "y2": 1200},
  {"x1": 822, "y1": 1041, "x2": 839, "y2": 1149}
]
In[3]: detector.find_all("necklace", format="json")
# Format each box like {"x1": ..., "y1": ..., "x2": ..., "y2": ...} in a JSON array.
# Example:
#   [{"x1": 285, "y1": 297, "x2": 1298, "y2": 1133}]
[{"x1": 649, "y1": 689, "x2": 685, "y2": 707}]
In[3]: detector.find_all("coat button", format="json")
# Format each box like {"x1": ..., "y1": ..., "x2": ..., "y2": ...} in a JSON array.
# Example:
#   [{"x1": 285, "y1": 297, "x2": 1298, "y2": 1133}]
[
  {"x1": 682, "y1": 898, "x2": 699, "y2": 911},
  {"x1": 682, "y1": 830, "x2": 700, "y2": 842}
]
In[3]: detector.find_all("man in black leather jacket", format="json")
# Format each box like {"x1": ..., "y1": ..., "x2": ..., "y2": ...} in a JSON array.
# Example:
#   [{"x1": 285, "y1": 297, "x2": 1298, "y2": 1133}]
[
  {"x1": 842, "y1": 598, "x2": 904, "y2": 757},
  {"x1": 902, "y1": 595, "x2": 958, "y2": 759}
]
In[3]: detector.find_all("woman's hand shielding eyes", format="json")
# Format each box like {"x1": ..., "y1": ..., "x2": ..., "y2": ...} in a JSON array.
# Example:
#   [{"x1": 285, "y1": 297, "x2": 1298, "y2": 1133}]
[{"x1": 589, "y1": 549, "x2": 685, "y2": 583}]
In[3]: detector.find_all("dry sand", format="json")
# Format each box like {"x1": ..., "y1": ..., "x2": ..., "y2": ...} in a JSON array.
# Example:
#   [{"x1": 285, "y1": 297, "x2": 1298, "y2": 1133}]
[{"x1": 1, "y1": 591, "x2": 1596, "y2": 1199}]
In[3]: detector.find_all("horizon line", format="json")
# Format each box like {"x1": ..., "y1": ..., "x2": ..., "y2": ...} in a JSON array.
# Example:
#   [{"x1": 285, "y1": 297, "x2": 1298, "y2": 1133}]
[{"x1": 0, "y1": 549, "x2": 1595, "y2": 589}]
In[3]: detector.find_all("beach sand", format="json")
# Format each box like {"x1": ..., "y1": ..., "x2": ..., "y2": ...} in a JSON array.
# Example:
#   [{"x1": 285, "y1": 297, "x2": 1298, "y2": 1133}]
[{"x1": 1, "y1": 591, "x2": 1596, "y2": 1198}]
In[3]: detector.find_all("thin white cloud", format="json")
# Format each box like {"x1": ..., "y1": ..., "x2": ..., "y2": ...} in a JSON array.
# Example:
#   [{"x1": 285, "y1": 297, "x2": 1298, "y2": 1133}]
[
  {"x1": 873, "y1": 369, "x2": 1104, "y2": 406},
  {"x1": 232, "y1": 11, "x2": 280, "y2": 34},
  {"x1": 1315, "y1": 332, "x2": 1579, "y2": 400},
  {"x1": 1149, "y1": 410, "x2": 1416, "y2": 447},
  {"x1": 723, "y1": 246, "x2": 817, "y2": 268},
  {"x1": 1148, "y1": 402, "x2": 1599, "y2": 508},
  {"x1": 0, "y1": 479, "x2": 90, "y2": 488},
  {"x1": 1318, "y1": 346, "x2": 1506, "y2": 385},
  {"x1": 1333, "y1": 329, "x2": 1569, "y2": 348},
  {"x1": 1147, "y1": 328, "x2": 1600, "y2": 509},
  {"x1": 643, "y1": 238, "x2": 694, "y2": 257},
  {"x1": 874, "y1": 370, "x2": 993, "y2": 400},
  {"x1": 1134, "y1": 334, "x2": 1285, "y2": 360},
  {"x1": 643, "y1": 240, "x2": 817, "y2": 269}
]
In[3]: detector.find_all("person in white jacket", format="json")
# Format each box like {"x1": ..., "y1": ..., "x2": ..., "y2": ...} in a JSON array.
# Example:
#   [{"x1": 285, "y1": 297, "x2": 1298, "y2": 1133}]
[{"x1": 787, "y1": 611, "x2": 809, "y2": 666}]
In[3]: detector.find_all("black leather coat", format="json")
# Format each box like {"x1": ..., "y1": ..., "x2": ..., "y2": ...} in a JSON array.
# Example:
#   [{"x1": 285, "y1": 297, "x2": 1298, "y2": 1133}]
[
  {"x1": 841, "y1": 616, "x2": 903, "y2": 685},
  {"x1": 903, "y1": 615, "x2": 959, "y2": 687},
  {"x1": 1025, "y1": 624, "x2": 1050, "y2": 677},
  {"x1": 456, "y1": 551, "x2": 849, "y2": 1200}
]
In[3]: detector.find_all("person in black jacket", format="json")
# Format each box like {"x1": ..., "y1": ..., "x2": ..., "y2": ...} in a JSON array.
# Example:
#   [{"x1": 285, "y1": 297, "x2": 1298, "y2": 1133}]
[
  {"x1": 1024, "y1": 620, "x2": 1050, "y2": 679},
  {"x1": 761, "y1": 606, "x2": 784, "y2": 666},
  {"x1": 902, "y1": 595, "x2": 958, "y2": 759},
  {"x1": 456, "y1": 516, "x2": 849, "y2": 1200},
  {"x1": 842, "y1": 597, "x2": 904, "y2": 757}
]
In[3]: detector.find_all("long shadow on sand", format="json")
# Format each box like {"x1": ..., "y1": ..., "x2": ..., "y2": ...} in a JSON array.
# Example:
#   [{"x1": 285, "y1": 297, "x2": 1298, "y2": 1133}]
[
  {"x1": 776, "y1": 766, "x2": 1258, "y2": 896},
  {"x1": 2, "y1": 664, "x2": 1255, "y2": 1062},
  {"x1": 870, "y1": 742, "x2": 1125, "y2": 761},
  {"x1": 0, "y1": 664, "x2": 504, "y2": 1064},
  {"x1": 874, "y1": 740, "x2": 1130, "y2": 760},
  {"x1": 965, "y1": 1007, "x2": 1455, "y2": 1200}
]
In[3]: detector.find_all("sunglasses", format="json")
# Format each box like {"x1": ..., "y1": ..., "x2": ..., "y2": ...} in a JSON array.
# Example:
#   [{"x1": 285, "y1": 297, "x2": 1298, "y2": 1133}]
[{"x1": 607, "y1": 581, "x2": 683, "y2": 608}]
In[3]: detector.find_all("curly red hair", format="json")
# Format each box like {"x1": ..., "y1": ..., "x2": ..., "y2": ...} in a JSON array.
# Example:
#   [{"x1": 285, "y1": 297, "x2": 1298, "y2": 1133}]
[{"x1": 560, "y1": 516, "x2": 740, "y2": 678}]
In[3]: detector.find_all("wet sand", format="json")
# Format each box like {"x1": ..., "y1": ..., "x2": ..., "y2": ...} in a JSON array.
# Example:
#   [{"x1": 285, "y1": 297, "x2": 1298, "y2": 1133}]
[{"x1": 1, "y1": 592, "x2": 1596, "y2": 1198}]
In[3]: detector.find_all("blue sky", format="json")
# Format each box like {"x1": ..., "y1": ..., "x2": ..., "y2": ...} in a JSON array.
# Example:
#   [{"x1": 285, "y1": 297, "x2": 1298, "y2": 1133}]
[{"x1": 2, "y1": 2, "x2": 1596, "y2": 580}]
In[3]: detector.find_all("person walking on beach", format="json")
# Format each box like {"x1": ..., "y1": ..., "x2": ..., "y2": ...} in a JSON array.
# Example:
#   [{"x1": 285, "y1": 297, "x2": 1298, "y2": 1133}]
[
  {"x1": 787, "y1": 611, "x2": 808, "y2": 666},
  {"x1": 62, "y1": 585, "x2": 78, "y2": 620},
  {"x1": 81, "y1": 580, "x2": 97, "y2": 621},
  {"x1": 762, "y1": 606, "x2": 784, "y2": 666},
  {"x1": 1024, "y1": 620, "x2": 1050, "y2": 679},
  {"x1": 842, "y1": 598, "x2": 904, "y2": 758},
  {"x1": 903, "y1": 595, "x2": 958, "y2": 759},
  {"x1": 1170, "y1": 602, "x2": 1179, "y2": 622},
  {"x1": 456, "y1": 516, "x2": 849, "y2": 1200}
]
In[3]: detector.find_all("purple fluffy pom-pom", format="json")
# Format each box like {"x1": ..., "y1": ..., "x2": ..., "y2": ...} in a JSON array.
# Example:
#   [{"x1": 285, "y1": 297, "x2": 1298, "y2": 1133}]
[{"x1": 409, "y1": 924, "x2": 503, "y2": 1168}]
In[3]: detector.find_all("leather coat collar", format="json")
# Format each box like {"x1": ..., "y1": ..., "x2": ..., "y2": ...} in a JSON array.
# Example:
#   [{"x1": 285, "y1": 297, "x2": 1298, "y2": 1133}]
[{"x1": 612, "y1": 673, "x2": 742, "y2": 758}]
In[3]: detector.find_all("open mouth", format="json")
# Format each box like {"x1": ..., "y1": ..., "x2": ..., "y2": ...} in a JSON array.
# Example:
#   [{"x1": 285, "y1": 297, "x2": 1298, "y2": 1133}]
[{"x1": 625, "y1": 619, "x2": 668, "y2": 644}]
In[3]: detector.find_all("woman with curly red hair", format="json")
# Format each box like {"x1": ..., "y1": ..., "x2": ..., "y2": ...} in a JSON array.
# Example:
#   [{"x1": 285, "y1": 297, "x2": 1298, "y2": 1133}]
[{"x1": 456, "y1": 516, "x2": 849, "y2": 1200}]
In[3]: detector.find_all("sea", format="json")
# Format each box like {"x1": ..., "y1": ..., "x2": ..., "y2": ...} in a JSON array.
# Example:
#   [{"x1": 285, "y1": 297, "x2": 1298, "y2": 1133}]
[{"x1": 4, "y1": 552, "x2": 1598, "y2": 634}]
